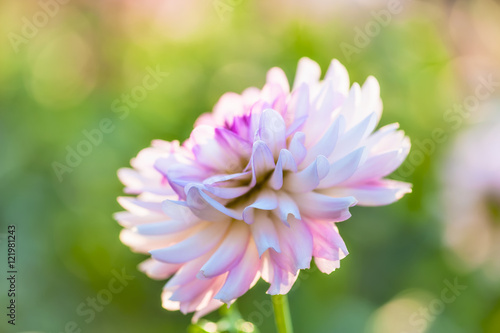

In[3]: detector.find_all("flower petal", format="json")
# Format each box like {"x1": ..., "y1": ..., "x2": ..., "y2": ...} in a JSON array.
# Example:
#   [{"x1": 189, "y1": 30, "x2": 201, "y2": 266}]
[
  {"x1": 117, "y1": 197, "x2": 164, "y2": 214},
  {"x1": 274, "y1": 216, "x2": 314, "y2": 271},
  {"x1": 330, "y1": 112, "x2": 376, "y2": 161},
  {"x1": 215, "y1": 240, "x2": 260, "y2": 303},
  {"x1": 166, "y1": 253, "x2": 212, "y2": 288},
  {"x1": 185, "y1": 186, "x2": 240, "y2": 221},
  {"x1": 314, "y1": 257, "x2": 341, "y2": 274},
  {"x1": 292, "y1": 57, "x2": 321, "y2": 90},
  {"x1": 293, "y1": 192, "x2": 356, "y2": 221},
  {"x1": 192, "y1": 299, "x2": 225, "y2": 323},
  {"x1": 318, "y1": 147, "x2": 364, "y2": 189},
  {"x1": 114, "y1": 211, "x2": 165, "y2": 228},
  {"x1": 250, "y1": 140, "x2": 276, "y2": 182},
  {"x1": 150, "y1": 222, "x2": 230, "y2": 264},
  {"x1": 306, "y1": 220, "x2": 348, "y2": 262},
  {"x1": 139, "y1": 258, "x2": 182, "y2": 280},
  {"x1": 325, "y1": 59, "x2": 350, "y2": 96},
  {"x1": 242, "y1": 189, "x2": 279, "y2": 224},
  {"x1": 285, "y1": 84, "x2": 309, "y2": 134},
  {"x1": 269, "y1": 149, "x2": 298, "y2": 190},
  {"x1": 135, "y1": 218, "x2": 201, "y2": 236},
  {"x1": 288, "y1": 132, "x2": 307, "y2": 165},
  {"x1": 198, "y1": 222, "x2": 250, "y2": 279},
  {"x1": 301, "y1": 116, "x2": 342, "y2": 166},
  {"x1": 273, "y1": 191, "x2": 301, "y2": 226},
  {"x1": 250, "y1": 210, "x2": 282, "y2": 256},
  {"x1": 284, "y1": 155, "x2": 330, "y2": 193},
  {"x1": 266, "y1": 67, "x2": 290, "y2": 94},
  {"x1": 261, "y1": 253, "x2": 299, "y2": 295},
  {"x1": 321, "y1": 179, "x2": 412, "y2": 206},
  {"x1": 360, "y1": 76, "x2": 382, "y2": 123},
  {"x1": 344, "y1": 145, "x2": 409, "y2": 184},
  {"x1": 256, "y1": 109, "x2": 287, "y2": 158},
  {"x1": 120, "y1": 228, "x2": 192, "y2": 253}
]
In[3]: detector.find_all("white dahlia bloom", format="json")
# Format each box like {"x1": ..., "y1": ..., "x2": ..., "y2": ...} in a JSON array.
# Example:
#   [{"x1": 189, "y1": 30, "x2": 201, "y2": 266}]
[{"x1": 115, "y1": 58, "x2": 411, "y2": 321}]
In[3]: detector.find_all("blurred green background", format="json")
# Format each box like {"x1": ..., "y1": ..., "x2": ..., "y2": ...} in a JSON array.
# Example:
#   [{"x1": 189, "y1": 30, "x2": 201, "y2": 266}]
[{"x1": 1, "y1": 0, "x2": 500, "y2": 332}]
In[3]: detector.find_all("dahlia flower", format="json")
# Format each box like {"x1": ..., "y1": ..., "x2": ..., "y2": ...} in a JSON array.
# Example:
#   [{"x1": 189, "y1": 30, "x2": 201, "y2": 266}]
[
  {"x1": 115, "y1": 57, "x2": 411, "y2": 321},
  {"x1": 442, "y1": 111, "x2": 500, "y2": 277}
]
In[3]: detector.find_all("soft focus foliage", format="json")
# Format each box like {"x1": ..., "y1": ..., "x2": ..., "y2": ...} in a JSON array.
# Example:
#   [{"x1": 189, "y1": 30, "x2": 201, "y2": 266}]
[{"x1": 1, "y1": 0, "x2": 499, "y2": 332}]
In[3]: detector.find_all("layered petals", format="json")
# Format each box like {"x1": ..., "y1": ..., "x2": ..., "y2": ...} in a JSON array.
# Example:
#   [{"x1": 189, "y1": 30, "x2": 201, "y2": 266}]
[{"x1": 115, "y1": 57, "x2": 411, "y2": 321}]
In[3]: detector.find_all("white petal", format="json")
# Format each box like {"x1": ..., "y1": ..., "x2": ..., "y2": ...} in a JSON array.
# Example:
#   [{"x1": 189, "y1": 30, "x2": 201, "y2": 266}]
[
  {"x1": 292, "y1": 57, "x2": 321, "y2": 90},
  {"x1": 114, "y1": 211, "x2": 165, "y2": 228},
  {"x1": 150, "y1": 222, "x2": 230, "y2": 264},
  {"x1": 185, "y1": 186, "x2": 240, "y2": 221},
  {"x1": 171, "y1": 276, "x2": 215, "y2": 303},
  {"x1": 118, "y1": 168, "x2": 163, "y2": 195},
  {"x1": 284, "y1": 155, "x2": 329, "y2": 193},
  {"x1": 293, "y1": 192, "x2": 356, "y2": 222},
  {"x1": 189, "y1": 126, "x2": 231, "y2": 171},
  {"x1": 139, "y1": 258, "x2": 181, "y2": 280},
  {"x1": 135, "y1": 219, "x2": 200, "y2": 235},
  {"x1": 314, "y1": 257, "x2": 341, "y2": 274},
  {"x1": 318, "y1": 147, "x2": 364, "y2": 189},
  {"x1": 256, "y1": 109, "x2": 286, "y2": 158},
  {"x1": 242, "y1": 189, "x2": 279, "y2": 224},
  {"x1": 198, "y1": 222, "x2": 250, "y2": 279},
  {"x1": 211, "y1": 92, "x2": 246, "y2": 124},
  {"x1": 306, "y1": 220, "x2": 348, "y2": 261},
  {"x1": 285, "y1": 84, "x2": 309, "y2": 134},
  {"x1": 322, "y1": 180, "x2": 412, "y2": 206},
  {"x1": 215, "y1": 240, "x2": 260, "y2": 303},
  {"x1": 266, "y1": 67, "x2": 290, "y2": 93},
  {"x1": 162, "y1": 289, "x2": 181, "y2": 311},
  {"x1": 273, "y1": 192, "x2": 301, "y2": 226},
  {"x1": 366, "y1": 127, "x2": 410, "y2": 156},
  {"x1": 330, "y1": 112, "x2": 376, "y2": 161},
  {"x1": 192, "y1": 299, "x2": 225, "y2": 323},
  {"x1": 162, "y1": 200, "x2": 198, "y2": 221},
  {"x1": 120, "y1": 228, "x2": 192, "y2": 253},
  {"x1": 250, "y1": 140, "x2": 276, "y2": 182},
  {"x1": 361, "y1": 76, "x2": 382, "y2": 123},
  {"x1": 274, "y1": 216, "x2": 314, "y2": 271},
  {"x1": 261, "y1": 253, "x2": 299, "y2": 295},
  {"x1": 180, "y1": 277, "x2": 225, "y2": 314},
  {"x1": 325, "y1": 59, "x2": 350, "y2": 96},
  {"x1": 117, "y1": 197, "x2": 164, "y2": 214},
  {"x1": 344, "y1": 146, "x2": 409, "y2": 184},
  {"x1": 301, "y1": 116, "x2": 342, "y2": 166},
  {"x1": 250, "y1": 210, "x2": 282, "y2": 256},
  {"x1": 340, "y1": 83, "x2": 362, "y2": 127},
  {"x1": 269, "y1": 149, "x2": 298, "y2": 190},
  {"x1": 288, "y1": 132, "x2": 307, "y2": 165},
  {"x1": 215, "y1": 128, "x2": 253, "y2": 159},
  {"x1": 301, "y1": 80, "x2": 343, "y2": 146},
  {"x1": 159, "y1": 159, "x2": 206, "y2": 199},
  {"x1": 166, "y1": 254, "x2": 211, "y2": 288},
  {"x1": 202, "y1": 171, "x2": 252, "y2": 200}
]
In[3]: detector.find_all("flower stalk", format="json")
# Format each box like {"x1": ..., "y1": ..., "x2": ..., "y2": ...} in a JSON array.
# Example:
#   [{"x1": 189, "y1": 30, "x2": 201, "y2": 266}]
[{"x1": 271, "y1": 294, "x2": 293, "y2": 333}]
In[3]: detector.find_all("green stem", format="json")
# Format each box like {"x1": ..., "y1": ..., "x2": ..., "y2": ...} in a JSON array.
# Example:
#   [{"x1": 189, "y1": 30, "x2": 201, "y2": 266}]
[{"x1": 271, "y1": 294, "x2": 294, "y2": 333}]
